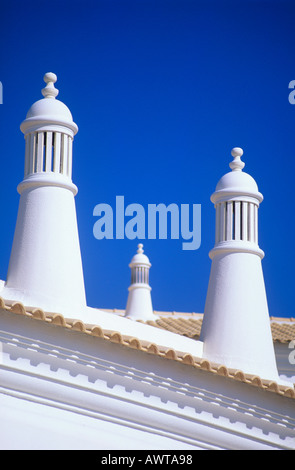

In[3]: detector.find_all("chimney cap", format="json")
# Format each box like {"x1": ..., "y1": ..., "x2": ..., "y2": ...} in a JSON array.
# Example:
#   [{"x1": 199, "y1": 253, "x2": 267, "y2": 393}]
[
  {"x1": 20, "y1": 73, "x2": 78, "y2": 135},
  {"x1": 211, "y1": 147, "x2": 262, "y2": 204},
  {"x1": 129, "y1": 244, "x2": 151, "y2": 267}
]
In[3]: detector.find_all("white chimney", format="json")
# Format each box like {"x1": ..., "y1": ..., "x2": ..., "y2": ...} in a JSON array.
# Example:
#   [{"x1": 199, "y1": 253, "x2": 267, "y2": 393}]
[
  {"x1": 200, "y1": 148, "x2": 279, "y2": 381},
  {"x1": 125, "y1": 244, "x2": 158, "y2": 321},
  {"x1": 1, "y1": 73, "x2": 87, "y2": 316}
]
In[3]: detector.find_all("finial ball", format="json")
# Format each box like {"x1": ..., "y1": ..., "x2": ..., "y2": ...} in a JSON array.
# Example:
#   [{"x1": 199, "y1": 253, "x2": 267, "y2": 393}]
[
  {"x1": 41, "y1": 72, "x2": 59, "y2": 99},
  {"x1": 43, "y1": 72, "x2": 57, "y2": 84},
  {"x1": 231, "y1": 147, "x2": 243, "y2": 158}
]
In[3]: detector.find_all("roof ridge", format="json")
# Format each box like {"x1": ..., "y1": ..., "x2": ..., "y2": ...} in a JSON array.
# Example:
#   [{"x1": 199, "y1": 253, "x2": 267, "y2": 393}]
[{"x1": 100, "y1": 308, "x2": 295, "y2": 322}]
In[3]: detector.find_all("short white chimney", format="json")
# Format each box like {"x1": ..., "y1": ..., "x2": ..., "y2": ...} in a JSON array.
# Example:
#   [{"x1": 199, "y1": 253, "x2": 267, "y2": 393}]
[
  {"x1": 125, "y1": 244, "x2": 158, "y2": 321},
  {"x1": 1, "y1": 73, "x2": 87, "y2": 315},
  {"x1": 200, "y1": 148, "x2": 279, "y2": 381}
]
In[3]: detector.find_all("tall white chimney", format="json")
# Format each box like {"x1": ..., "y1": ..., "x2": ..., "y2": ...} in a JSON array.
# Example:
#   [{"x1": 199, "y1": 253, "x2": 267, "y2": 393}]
[
  {"x1": 1, "y1": 73, "x2": 87, "y2": 316},
  {"x1": 125, "y1": 244, "x2": 158, "y2": 321},
  {"x1": 200, "y1": 148, "x2": 279, "y2": 381}
]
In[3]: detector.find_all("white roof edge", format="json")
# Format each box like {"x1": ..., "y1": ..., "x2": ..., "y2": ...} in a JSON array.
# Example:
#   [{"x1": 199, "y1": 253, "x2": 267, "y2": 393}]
[{"x1": 82, "y1": 306, "x2": 204, "y2": 358}]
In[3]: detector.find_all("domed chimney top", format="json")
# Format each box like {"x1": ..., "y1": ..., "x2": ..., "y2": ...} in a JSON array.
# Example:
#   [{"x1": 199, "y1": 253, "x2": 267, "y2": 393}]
[
  {"x1": 211, "y1": 147, "x2": 263, "y2": 205},
  {"x1": 129, "y1": 244, "x2": 151, "y2": 268},
  {"x1": 21, "y1": 73, "x2": 78, "y2": 135}
]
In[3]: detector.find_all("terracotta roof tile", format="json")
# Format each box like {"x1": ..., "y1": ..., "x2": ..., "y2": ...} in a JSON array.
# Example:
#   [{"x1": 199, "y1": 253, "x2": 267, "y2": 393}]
[
  {"x1": 103, "y1": 308, "x2": 295, "y2": 343},
  {"x1": 146, "y1": 316, "x2": 295, "y2": 343},
  {"x1": 270, "y1": 322, "x2": 295, "y2": 343},
  {"x1": 152, "y1": 317, "x2": 203, "y2": 339}
]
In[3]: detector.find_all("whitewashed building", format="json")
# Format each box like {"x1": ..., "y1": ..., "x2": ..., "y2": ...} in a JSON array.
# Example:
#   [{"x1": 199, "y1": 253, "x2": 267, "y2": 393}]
[{"x1": 0, "y1": 74, "x2": 294, "y2": 451}]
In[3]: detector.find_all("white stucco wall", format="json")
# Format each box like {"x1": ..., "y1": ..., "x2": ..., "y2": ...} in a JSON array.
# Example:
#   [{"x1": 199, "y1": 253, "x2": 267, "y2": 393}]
[{"x1": 0, "y1": 310, "x2": 294, "y2": 450}]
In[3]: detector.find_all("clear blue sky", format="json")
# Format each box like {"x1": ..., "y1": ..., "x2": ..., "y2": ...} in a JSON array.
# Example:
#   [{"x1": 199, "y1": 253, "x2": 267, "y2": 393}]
[{"x1": 0, "y1": 0, "x2": 294, "y2": 317}]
